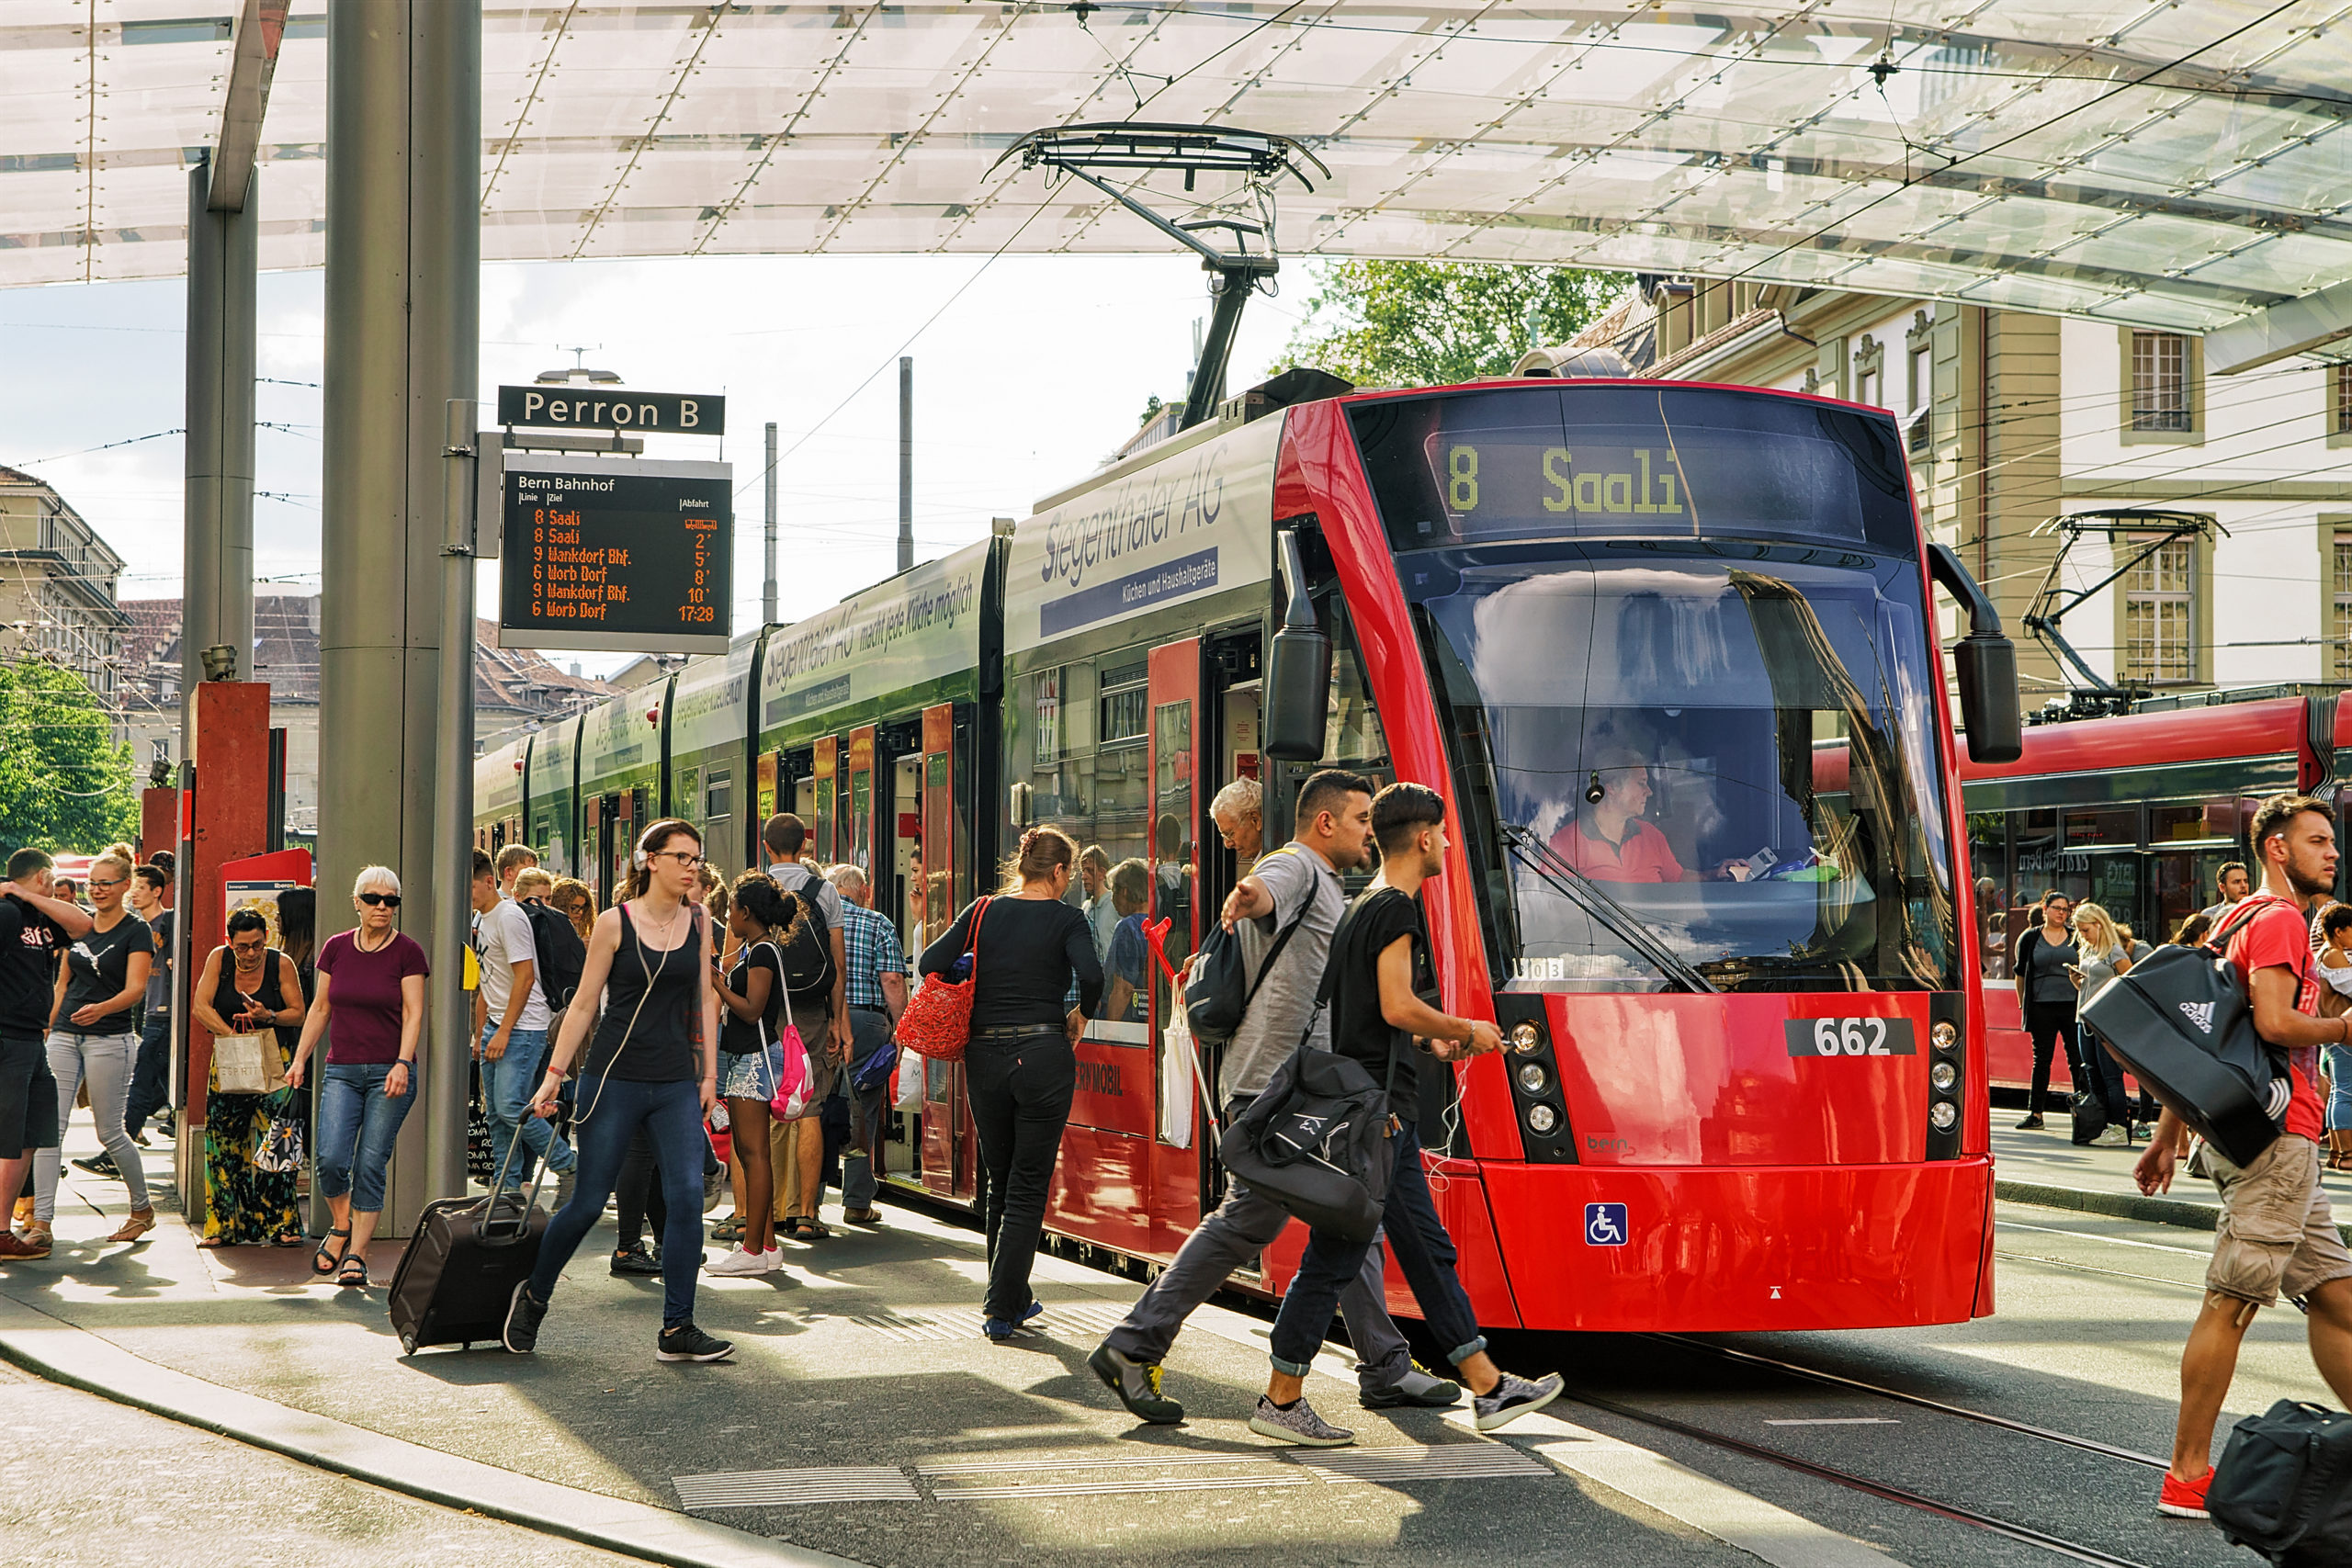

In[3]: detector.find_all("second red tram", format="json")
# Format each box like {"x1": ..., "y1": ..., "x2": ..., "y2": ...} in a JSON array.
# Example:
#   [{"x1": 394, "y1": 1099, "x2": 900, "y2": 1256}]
[{"x1": 481, "y1": 371, "x2": 2021, "y2": 1334}]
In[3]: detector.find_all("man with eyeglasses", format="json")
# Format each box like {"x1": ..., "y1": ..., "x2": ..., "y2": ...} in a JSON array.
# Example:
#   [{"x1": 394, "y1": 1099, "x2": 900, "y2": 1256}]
[{"x1": 2012, "y1": 889, "x2": 2078, "y2": 1131}]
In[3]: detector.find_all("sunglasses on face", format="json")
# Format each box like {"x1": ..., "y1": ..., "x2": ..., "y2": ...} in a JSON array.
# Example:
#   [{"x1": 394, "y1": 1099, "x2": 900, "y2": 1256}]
[{"x1": 358, "y1": 892, "x2": 401, "y2": 908}]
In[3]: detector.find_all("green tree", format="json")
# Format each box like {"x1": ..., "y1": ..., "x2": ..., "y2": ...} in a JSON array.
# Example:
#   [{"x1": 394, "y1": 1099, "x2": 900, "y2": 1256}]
[
  {"x1": 0, "y1": 658, "x2": 139, "y2": 855},
  {"x1": 1278, "y1": 259, "x2": 1632, "y2": 389}
]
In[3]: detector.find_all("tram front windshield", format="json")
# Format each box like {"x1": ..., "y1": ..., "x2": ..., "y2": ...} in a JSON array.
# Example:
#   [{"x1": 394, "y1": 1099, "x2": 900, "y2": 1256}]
[{"x1": 1350, "y1": 385, "x2": 1958, "y2": 993}]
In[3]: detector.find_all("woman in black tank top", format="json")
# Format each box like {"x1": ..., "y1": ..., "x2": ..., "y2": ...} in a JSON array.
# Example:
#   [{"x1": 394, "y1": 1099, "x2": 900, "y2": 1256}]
[{"x1": 506, "y1": 819, "x2": 734, "y2": 1365}]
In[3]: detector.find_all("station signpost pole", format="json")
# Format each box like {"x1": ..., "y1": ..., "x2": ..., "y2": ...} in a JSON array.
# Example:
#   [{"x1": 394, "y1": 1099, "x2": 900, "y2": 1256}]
[{"x1": 427, "y1": 398, "x2": 478, "y2": 1204}]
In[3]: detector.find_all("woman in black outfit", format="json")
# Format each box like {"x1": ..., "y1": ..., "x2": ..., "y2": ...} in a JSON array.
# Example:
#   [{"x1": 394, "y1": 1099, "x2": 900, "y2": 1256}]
[
  {"x1": 920, "y1": 826, "x2": 1102, "y2": 1340},
  {"x1": 2010, "y1": 889, "x2": 2077, "y2": 1129},
  {"x1": 504, "y1": 818, "x2": 730, "y2": 1364}
]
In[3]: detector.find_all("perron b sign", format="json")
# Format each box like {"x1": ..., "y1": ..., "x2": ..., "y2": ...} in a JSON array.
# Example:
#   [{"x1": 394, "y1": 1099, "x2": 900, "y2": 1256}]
[{"x1": 496, "y1": 385, "x2": 727, "y2": 435}]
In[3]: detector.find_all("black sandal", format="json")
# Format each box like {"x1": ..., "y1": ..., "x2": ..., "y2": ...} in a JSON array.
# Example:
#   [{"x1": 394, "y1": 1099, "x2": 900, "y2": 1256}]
[
  {"x1": 336, "y1": 1253, "x2": 369, "y2": 1289},
  {"x1": 312, "y1": 1228, "x2": 351, "y2": 1277}
]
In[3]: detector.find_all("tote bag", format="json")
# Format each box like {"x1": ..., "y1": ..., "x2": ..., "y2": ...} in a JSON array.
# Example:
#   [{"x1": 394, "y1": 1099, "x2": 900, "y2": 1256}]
[{"x1": 898, "y1": 897, "x2": 989, "y2": 1064}]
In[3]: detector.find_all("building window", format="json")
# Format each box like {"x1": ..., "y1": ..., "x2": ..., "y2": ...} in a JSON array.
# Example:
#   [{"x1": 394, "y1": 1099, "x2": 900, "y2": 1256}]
[
  {"x1": 2122, "y1": 535, "x2": 2196, "y2": 683},
  {"x1": 2334, "y1": 527, "x2": 2352, "y2": 680},
  {"x1": 2130, "y1": 332, "x2": 2192, "y2": 432},
  {"x1": 2334, "y1": 364, "x2": 2352, "y2": 441},
  {"x1": 1851, "y1": 333, "x2": 1884, "y2": 409}
]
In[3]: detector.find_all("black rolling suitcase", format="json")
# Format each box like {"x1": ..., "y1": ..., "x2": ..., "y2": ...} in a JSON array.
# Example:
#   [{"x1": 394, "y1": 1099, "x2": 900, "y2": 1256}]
[
  {"x1": 2076, "y1": 899, "x2": 2294, "y2": 1168},
  {"x1": 386, "y1": 1137, "x2": 549, "y2": 1356},
  {"x1": 2210, "y1": 1400, "x2": 2352, "y2": 1565}
]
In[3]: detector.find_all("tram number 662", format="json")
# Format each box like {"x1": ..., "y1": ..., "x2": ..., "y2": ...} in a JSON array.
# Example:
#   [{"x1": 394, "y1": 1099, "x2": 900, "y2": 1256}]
[{"x1": 1785, "y1": 1018, "x2": 1917, "y2": 1057}]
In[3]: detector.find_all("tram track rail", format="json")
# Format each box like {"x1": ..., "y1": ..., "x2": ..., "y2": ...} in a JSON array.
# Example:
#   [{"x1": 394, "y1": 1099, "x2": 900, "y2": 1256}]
[
  {"x1": 1641, "y1": 1333, "x2": 2168, "y2": 1470},
  {"x1": 1566, "y1": 1388, "x2": 2160, "y2": 1568}
]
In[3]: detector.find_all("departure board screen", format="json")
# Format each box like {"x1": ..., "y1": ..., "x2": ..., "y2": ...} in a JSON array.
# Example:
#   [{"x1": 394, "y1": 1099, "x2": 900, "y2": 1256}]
[{"x1": 496, "y1": 453, "x2": 733, "y2": 654}]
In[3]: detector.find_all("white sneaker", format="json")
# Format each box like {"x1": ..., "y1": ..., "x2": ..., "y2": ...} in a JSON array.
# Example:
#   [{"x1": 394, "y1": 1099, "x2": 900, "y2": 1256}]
[
  {"x1": 2094, "y1": 1125, "x2": 2132, "y2": 1148},
  {"x1": 704, "y1": 1247, "x2": 768, "y2": 1277},
  {"x1": 762, "y1": 1247, "x2": 782, "y2": 1273}
]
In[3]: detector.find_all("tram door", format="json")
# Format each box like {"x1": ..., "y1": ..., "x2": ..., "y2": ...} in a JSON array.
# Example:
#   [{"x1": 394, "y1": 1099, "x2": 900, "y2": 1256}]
[
  {"x1": 918, "y1": 703, "x2": 976, "y2": 1201},
  {"x1": 595, "y1": 791, "x2": 639, "y2": 908},
  {"x1": 1145, "y1": 639, "x2": 1204, "y2": 1247},
  {"x1": 847, "y1": 725, "x2": 876, "y2": 876},
  {"x1": 813, "y1": 738, "x2": 839, "y2": 864}
]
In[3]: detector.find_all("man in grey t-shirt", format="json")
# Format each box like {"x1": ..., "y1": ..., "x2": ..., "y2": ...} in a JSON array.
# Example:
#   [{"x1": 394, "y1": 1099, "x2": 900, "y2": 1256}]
[{"x1": 1091, "y1": 770, "x2": 1464, "y2": 1424}]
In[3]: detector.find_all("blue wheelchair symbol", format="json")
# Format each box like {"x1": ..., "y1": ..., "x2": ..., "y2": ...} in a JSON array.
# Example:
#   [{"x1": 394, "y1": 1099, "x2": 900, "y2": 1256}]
[{"x1": 1585, "y1": 1202, "x2": 1629, "y2": 1247}]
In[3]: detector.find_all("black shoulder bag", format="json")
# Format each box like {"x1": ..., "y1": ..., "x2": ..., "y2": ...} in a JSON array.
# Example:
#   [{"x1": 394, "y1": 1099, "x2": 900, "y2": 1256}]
[{"x1": 2077, "y1": 897, "x2": 2296, "y2": 1168}]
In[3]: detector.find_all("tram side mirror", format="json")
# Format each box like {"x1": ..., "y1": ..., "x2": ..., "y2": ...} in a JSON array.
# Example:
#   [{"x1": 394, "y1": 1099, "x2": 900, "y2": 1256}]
[
  {"x1": 1954, "y1": 633, "x2": 2022, "y2": 764},
  {"x1": 1264, "y1": 529, "x2": 1330, "y2": 762},
  {"x1": 1008, "y1": 781, "x2": 1035, "y2": 829},
  {"x1": 1930, "y1": 543, "x2": 2022, "y2": 764}
]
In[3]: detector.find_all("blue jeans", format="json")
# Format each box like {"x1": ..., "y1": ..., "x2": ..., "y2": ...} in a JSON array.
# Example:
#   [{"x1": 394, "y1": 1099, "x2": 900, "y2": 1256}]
[
  {"x1": 527, "y1": 1074, "x2": 707, "y2": 1330},
  {"x1": 2326, "y1": 1043, "x2": 2352, "y2": 1134},
  {"x1": 315, "y1": 1060, "x2": 417, "y2": 1213},
  {"x1": 1268, "y1": 1118, "x2": 1488, "y2": 1376},
  {"x1": 481, "y1": 1024, "x2": 572, "y2": 1189},
  {"x1": 124, "y1": 1012, "x2": 173, "y2": 1134}
]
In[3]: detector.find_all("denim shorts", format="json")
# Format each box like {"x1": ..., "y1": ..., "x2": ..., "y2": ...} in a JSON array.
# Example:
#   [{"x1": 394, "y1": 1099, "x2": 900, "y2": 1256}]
[{"x1": 718, "y1": 1042, "x2": 783, "y2": 1101}]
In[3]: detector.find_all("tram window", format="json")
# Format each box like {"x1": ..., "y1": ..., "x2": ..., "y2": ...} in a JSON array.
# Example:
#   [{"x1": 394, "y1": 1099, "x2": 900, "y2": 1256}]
[
  {"x1": 706, "y1": 768, "x2": 731, "y2": 823},
  {"x1": 2152, "y1": 799, "x2": 2236, "y2": 843},
  {"x1": 1967, "y1": 812, "x2": 2011, "y2": 979},
  {"x1": 2066, "y1": 807, "x2": 2137, "y2": 847},
  {"x1": 1008, "y1": 656, "x2": 1150, "y2": 883}
]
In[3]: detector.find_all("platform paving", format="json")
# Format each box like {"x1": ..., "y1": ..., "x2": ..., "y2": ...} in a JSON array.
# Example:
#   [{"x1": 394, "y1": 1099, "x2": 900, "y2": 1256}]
[
  {"x1": 3, "y1": 1127, "x2": 1902, "y2": 1568},
  {"x1": 1992, "y1": 1122, "x2": 2352, "y2": 1239}
]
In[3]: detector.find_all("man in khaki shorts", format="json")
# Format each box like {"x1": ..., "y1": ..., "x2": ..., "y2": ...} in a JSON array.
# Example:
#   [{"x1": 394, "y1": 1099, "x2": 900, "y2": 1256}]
[{"x1": 2134, "y1": 792, "x2": 2352, "y2": 1520}]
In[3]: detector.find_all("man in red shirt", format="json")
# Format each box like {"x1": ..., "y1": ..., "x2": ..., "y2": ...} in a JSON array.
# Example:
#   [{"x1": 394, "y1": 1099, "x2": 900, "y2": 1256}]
[
  {"x1": 1553, "y1": 748, "x2": 1748, "y2": 884},
  {"x1": 2134, "y1": 792, "x2": 2352, "y2": 1520}
]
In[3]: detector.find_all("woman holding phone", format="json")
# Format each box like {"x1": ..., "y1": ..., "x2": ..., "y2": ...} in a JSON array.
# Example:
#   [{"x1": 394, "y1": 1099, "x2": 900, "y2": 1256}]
[{"x1": 503, "y1": 819, "x2": 730, "y2": 1363}]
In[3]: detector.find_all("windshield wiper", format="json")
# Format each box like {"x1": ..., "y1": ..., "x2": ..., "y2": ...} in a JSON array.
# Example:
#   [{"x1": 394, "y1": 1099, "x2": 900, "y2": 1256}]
[{"x1": 1499, "y1": 824, "x2": 1719, "y2": 995}]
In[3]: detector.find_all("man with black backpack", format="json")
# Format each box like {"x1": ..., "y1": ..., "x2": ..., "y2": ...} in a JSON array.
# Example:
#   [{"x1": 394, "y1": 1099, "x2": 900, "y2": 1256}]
[
  {"x1": 763, "y1": 814, "x2": 848, "y2": 1235},
  {"x1": 2133, "y1": 792, "x2": 2352, "y2": 1522},
  {"x1": 1089, "y1": 769, "x2": 1464, "y2": 1426}
]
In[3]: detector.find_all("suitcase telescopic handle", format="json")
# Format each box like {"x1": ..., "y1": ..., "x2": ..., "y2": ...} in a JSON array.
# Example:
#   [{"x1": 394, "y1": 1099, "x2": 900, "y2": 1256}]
[{"x1": 476, "y1": 1096, "x2": 553, "y2": 1243}]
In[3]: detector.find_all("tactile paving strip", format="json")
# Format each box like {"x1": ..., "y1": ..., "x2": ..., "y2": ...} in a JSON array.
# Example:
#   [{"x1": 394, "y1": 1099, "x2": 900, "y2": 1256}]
[
  {"x1": 673, "y1": 1466, "x2": 921, "y2": 1508},
  {"x1": 847, "y1": 1300, "x2": 1133, "y2": 1344}
]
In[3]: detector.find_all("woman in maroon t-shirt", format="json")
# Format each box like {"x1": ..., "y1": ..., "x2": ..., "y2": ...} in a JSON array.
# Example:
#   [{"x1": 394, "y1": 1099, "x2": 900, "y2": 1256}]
[{"x1": 287, "y1": 864, "x2": 428, "y2": 1287}]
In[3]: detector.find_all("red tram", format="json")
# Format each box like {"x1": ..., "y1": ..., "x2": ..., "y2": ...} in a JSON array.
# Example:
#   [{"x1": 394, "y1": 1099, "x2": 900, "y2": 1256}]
[{"x1": 482, "y1": 371, "x2": 2022, "y2": 1333}]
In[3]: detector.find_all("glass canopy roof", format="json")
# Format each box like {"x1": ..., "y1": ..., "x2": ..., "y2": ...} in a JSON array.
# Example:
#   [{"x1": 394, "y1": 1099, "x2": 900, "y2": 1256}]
[{"x1": 6, "y1": 1, "x2": 2350, "y2": 336}]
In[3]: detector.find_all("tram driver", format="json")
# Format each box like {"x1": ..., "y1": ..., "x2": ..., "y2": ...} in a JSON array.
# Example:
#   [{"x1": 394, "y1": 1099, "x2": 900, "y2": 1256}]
[{"x1": 1549, "y1": 746, "x2": 1749, "y2": 884}]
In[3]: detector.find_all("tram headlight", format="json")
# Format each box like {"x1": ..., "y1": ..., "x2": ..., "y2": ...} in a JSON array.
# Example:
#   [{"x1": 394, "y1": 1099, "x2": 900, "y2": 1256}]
[
  {"x1": 1928, "y1": 1100, "x2": 1959, "y2": 1133},
  {"x1": 1931, "y1": 1021, "x2": 1958, "y2": 1053},
  {"x1": 1510, "y1": 1021, "x2": 1544, "y2": 1055},
  {"x1": 1526, "y1": 1103, "x2": 1558, "y2": 1134},
  {"x1": 1930, "y1": 1062, "x2": 1959, "y2": 1093},
  {"x1": 1516, "y1": 1062, "x2": 1547, "y2": 1094}
]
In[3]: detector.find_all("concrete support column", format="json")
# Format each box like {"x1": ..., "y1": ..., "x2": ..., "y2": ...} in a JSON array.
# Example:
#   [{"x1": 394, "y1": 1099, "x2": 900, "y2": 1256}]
[
  {"x1": 183, "y1": 158, "x2": 256, "y2": 713},
  {"x1": 320, "y1": 1, "x2": 481, "y2": 1232}
]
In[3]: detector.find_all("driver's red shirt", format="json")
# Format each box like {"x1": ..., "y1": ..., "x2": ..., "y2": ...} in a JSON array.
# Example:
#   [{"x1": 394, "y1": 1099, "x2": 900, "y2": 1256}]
[{"x1": 1551, "y1": 816, "x2": 1686, "y2": 884}]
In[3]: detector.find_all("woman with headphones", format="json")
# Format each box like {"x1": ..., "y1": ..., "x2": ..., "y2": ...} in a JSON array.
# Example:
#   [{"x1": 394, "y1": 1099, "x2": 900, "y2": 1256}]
[{"x1": 503, "y1": 819, "x2": 730, "y2": 1363}]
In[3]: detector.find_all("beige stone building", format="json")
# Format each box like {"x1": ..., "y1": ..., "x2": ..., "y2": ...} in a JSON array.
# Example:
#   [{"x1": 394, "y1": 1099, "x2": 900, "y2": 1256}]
[
  {"x1": 120, "y1": 592, "x2": 620, "y2": 840},
  {"x1": 0, "y1": 465, "x2": 129, "y2": 703},
  {"x1": 1555, "y1": 281, "x2": 2352, "y2": 710}
]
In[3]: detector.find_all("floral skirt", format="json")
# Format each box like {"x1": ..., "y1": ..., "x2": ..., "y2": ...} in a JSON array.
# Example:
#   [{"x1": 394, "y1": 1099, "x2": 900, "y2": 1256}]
[{"x1": 204, "y1": 1042, "x2": 300, "y2": 1245}]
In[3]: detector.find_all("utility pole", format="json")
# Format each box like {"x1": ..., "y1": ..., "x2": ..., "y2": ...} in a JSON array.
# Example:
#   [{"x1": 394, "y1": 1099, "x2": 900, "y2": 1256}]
[
  {"x1": 763, "y1": 421, "x2": 778, "y2": 625},
  {"x1": 898, "y1": 355, "x2": 914, "y2": 574}
]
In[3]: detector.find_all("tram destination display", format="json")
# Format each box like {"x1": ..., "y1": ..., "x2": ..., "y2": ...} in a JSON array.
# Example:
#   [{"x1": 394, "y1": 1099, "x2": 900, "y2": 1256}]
[{"x1": 496, "y1": 452, "x2": 733, "y2": 655}]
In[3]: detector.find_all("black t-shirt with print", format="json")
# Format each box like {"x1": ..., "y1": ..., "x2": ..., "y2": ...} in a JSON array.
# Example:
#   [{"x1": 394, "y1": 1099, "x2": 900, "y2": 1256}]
[
  {"x1": 61, "y1": 914, "x2": 154, "y2": 1036},
  {"x1": 1327, "y1": 886, "x2": 1435, "y2": 1115},
  {"x1": 719, "y1": 941, "x2": 785, "y2": 1055},
  {"x1": 0, "y1": 893, "x2": 68, "y2": 1038}
]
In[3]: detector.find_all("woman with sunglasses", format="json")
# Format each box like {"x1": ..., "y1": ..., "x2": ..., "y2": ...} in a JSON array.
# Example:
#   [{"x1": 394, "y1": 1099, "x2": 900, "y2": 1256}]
[
  {"x1": 29, "y1": 852, "x2": 156, "y2": 1248},
  {"x1": 286, "y1": 865, "x2": 427, "y2": 1287},
  {"x1": 505, "y1": 819, "x2": 730, "y2": 1363}
]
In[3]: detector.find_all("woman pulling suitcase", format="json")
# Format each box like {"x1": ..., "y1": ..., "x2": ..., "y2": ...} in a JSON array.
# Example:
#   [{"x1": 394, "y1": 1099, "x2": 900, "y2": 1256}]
[{"x1": 503, "y1": 818, "x2": 731, "y2": 1363}]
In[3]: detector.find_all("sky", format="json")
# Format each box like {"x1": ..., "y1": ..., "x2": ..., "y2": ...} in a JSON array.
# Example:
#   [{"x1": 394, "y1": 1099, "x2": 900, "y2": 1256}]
[{"x1": 0, "y1": 251, "x2": 1306, "y2": 675}]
